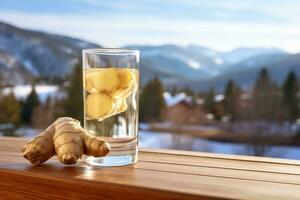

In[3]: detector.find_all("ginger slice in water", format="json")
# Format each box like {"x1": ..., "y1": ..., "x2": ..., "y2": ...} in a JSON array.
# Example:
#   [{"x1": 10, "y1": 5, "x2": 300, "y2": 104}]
[
  {"x1": 118, "y1": 98, "x2": 128, "y2": 113},
  {"x1": 111, "y1": 70, "x2": 136, "y2": 98},
  {"x1": 89, "y1": 68, "x2": 120, "y2": 93},
  {"x1": 85, "y1": 68, "x2": 137, "y2": 121},
  {"x1": 118, "y1": 69, "x2": 133, "y2": 89},
  {"x1": 84, "y1": 71, "x2": 97, "y2": 93},
  {"x1": 86, "y1": 93, "x2": 114, "y2": 119},
  {"x1": 98, "y1": 97, "x2": 126, "y2": 120}
]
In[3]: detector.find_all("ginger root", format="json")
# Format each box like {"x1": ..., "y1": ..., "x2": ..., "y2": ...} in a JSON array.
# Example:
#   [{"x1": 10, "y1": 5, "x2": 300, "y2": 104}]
[
  {"x1": 22, "y1": 117, "x2": 110, "y2": 165},
  {"x1": 84, "y1": 68, "x2": 137, "y2": 120},
  {"x1": 88, "y1": 68, "x2": 120, "y2": 93},
  {"x1": 86, "y1": 93, "x2": 114, "y2": 119}
]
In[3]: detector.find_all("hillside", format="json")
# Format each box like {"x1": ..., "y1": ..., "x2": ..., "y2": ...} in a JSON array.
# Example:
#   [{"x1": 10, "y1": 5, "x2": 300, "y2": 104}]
[
  {"x1": 188, "y1": 53, "x2": 300, "y2": 92},
  {"x1": 0, "y1": 21, "x2": 299, "y2": 91},
  {"x1": 127, "y1": 44, "x2": 289, "y2": 86},
  {"x1": 0, "y1": 21, "x2": 100, "y2": 84}
]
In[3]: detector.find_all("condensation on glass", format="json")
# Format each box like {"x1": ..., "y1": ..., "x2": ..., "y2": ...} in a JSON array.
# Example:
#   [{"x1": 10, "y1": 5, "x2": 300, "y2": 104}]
[{"x1": 82, "y1": 48, "x2": 139, "y2": 166}]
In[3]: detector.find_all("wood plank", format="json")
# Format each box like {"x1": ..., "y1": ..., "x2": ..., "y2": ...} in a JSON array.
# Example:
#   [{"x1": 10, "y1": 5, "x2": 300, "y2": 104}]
[
  {"x1": 0, "y1": 168, "x2": 206, "y2": 200},
  {"x1": 3, "y1": 151, "x2": 300, "y2": 186},
  {"x1": 132, "y1": 162, "x2": 300, "y2": 185},
  {"x1": 1, "y1": 161, "x2": 300, "y2": 200},
  {"x1": 1, "y1": 137, "x2": 300, "y2": 199},
  {"x1": 141, "y1": 148, "x2": 300, "y2": 165},
  {"x1": 0, "y1": 137, "x2": 26, "y2": 152},
  {"x1": 2, "y1": 136, "x2": 300, "y2": 177},
  {"x1": 8, "y1": 150, "x2": 300, "y2": 177},
  {"x1": 139, "y1": 151, "x2": 300, "y2": 175},
  {"x1": 3, "y1": 136, "x2": 300, "y2": 167},
  {"x1": 3, "y1": 136, "x2": 300, "y2": 166},
  {"x1": 2, "y1": 136, "x2": 300, "y2": 179}
]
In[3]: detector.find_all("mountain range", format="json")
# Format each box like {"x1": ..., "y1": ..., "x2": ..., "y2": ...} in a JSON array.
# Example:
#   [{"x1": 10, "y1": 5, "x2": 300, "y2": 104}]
[
  {"x1": 126, "y1": 45, "x2": 292, "y2": 88},
  {"x1": 0, "y1": 21, "x2": 99, "y2": 84},
  {"x1": 0, "y1": 21, "x2": 299, "y2": 91}
]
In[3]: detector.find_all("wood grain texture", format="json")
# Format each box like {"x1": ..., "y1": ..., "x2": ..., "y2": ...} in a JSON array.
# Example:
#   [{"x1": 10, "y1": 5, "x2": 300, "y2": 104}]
[{"x1": 0, "y1": 137, "x2": 300, "y2": 200}]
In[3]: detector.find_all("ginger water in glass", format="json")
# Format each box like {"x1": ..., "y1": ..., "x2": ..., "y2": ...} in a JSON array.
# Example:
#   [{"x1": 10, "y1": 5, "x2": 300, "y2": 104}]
[{"x1": 82, "y1": 49, "x2": 139, "y2": 166}]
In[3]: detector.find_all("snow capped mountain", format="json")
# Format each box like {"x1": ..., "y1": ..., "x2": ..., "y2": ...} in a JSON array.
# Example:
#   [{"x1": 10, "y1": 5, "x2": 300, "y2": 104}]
[
  {"x1": 0, "y1": 20, "x2": 296, "y2": 91},
  {"x1": 127, "y1": 44, "x2": 222, "y2": 83},
  {"x1": 187, "y1": 52, "x2": 300, "y2": 92},
  {"x1": 219, "y1": 47, "x2": 286, "y2": 64},
  {"x1": 0, "y1": 21, "x2": 100, "y2": 84},
  {"x1": 214, "y1": 58, "x2": 224, "y2": 65},
  {"x1": 187, "y1": 59, "x2": 201, "y2": 69},
  {"x1": 127, "y1": 44, "x2": 288, "y2": 84},
  {"x1": 0, "y1": 50, "x2": 33, "y2": 84}
]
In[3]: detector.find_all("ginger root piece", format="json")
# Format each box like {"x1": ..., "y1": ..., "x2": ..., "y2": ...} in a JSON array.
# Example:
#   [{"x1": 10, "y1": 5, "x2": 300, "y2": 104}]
[
  {"x1": 118, "y1": 98, "x2": 128, "y2": 113},
  {"x1": 86, "y1": 93, "x2": 114, "y2": 119},
  {"x1": 103, "y1": 97, "x2": 128, "y2": 119},
  {"x1": 111, "y1": 70, "x2": 136, "y2": 98},
  {"x1": 22, "y1": 117, "x2": 110, "y2": 165},
  {"x1": 84, "y1": 72, "x2": 97, "y2": 93},
  {"x1": 89, "y1": 68, "x2": 120, "y2": 92},
  {"x1": 118, "y1": 69, "x2": 133, "y2": 90},
  {"x1": 22, "y1": 124, "x2": 56, "y2": 165},
  {"x1": 112, "y1": 97, "x2": 128, "y2": 114},
  {"x1": 84, "y1": 68, "x2": 138, "y2": 121}
]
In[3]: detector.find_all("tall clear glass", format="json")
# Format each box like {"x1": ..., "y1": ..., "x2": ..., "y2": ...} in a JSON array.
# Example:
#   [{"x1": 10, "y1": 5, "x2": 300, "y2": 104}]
[{"x1": 82, "y1": 48, "x2": 139, "y2": 166}]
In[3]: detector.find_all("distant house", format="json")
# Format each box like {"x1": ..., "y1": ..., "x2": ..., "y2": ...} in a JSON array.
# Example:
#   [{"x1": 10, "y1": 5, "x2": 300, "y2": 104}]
[{"x1": 163, "y1": 92, "x2": 204, "y2": 124}]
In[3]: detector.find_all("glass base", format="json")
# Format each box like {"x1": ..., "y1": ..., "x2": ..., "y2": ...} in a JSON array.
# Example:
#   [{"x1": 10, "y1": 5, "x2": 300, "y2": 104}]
[{"x1": 85, "y1": 155, "x2": 137, "y2": 167}]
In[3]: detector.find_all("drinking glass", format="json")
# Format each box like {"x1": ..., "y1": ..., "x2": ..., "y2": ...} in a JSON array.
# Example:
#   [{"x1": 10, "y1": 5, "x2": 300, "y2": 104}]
[{"x1": 82, "y1": 48, "x2": 139, "y2": 166}]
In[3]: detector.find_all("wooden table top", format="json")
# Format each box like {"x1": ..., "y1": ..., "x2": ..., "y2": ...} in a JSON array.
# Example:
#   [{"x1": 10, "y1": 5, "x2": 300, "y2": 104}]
[{"x1": 1, "y1": 136, "x2": 300, "y2": 200}]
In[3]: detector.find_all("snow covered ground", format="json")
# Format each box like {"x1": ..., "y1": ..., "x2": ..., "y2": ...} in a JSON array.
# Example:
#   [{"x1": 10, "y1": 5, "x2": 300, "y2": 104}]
[
  {"x1": 2, "y1": 85, "x2": 64, "y2": 103},
  {"x1": 139, "y1": 130, "x2": 300, "y2": 160}
]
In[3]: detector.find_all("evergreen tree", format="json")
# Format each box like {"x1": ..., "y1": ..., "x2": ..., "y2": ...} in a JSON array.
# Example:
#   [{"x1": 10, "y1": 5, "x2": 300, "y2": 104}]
[
  {"x1": 0, "y1": 92, "x2": 21, "y2": 125},
  {"x1": 32, "y1": 96, "x2": 55, "y2": 129},
  {"x1": 0, "y1": 74, "x2": 2, "y2": 98},
  {"x1": 223, "y1": 80, "x2": 241, "y2": 120},
  {"x1": 64, "y1": 63, "x2": 83, "y2": 122},
  {"x1": 0, "y1": 73, "x2": 2, "y2": 89},
  {"x1": 140, "y1": 77, "x2": 166, "y2": 122},
  {"x1": 181, "y1": 87, "x2": 194, "y2": 97},
  {"x1": 21, "y1": 86, "x2": 40, "y2": 124},
  {"x1": 169, "y1": 85, "x2": 178, "y2": 96},
  {"x1": 282, "y1": 71, "x2": 299, "y2": 121},
  {"x1": 204, "y1": 88, "x2": 215, "y2": 113},
  {"x1": 252, "y1": 68, "x2": 280, "y2": 121},
  {"x1": 181, "y1": 87, "x2": 197, "y2": 104}
]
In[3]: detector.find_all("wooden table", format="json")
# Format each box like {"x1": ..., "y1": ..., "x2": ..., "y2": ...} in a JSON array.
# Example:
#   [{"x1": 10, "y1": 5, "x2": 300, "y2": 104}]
[{"x1": 1, "y1": 137, "x2": 300, "y2": 200}]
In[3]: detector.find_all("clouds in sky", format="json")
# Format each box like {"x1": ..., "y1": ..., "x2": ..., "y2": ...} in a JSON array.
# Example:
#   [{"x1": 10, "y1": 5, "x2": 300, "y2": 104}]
[{"x1": 0, "y1": 0, "x2": 300, "y2": 52}]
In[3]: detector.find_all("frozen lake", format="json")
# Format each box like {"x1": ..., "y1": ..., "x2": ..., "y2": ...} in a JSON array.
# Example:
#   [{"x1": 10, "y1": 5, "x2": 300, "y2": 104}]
[{"x1": 139, "y1": 130, "x2": 300, "y2": 160}]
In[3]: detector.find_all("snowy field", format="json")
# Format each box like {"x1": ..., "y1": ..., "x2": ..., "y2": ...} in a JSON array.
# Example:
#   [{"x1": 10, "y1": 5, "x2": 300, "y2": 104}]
[
  {"x1": 14, "y1": 127, "x2": 300, "y2": 160},
  {"x1": 139, "y1": 130, "x2": 300, "y2": 160},
  {"x1": 2, "y1": 85, "x2": 64, "y2": 103},
  {"x1": 2, "y1": 85, "x2": 298, "y2": 160}
]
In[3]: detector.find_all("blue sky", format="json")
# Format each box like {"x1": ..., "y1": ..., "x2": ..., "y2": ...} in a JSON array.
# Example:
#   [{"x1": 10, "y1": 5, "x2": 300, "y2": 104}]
[{"x1": 0, "y1": 0, "x2": 300, "y2": 52}]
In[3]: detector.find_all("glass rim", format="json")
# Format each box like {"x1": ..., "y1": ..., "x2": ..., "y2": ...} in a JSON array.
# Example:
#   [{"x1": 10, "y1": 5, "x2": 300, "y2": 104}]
[{"x1": 82, "y1": 48, "x2": 139, "y2": 55}]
